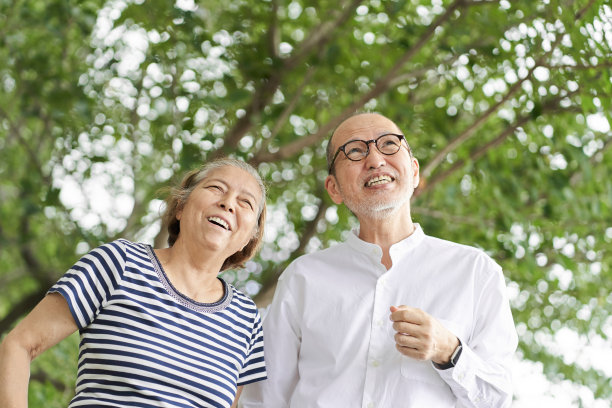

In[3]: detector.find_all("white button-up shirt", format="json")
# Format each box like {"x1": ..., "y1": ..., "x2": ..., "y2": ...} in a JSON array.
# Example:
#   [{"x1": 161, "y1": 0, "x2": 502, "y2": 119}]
[{"x1": 242, "y1": 224, "x2": 517, "y2": 407}]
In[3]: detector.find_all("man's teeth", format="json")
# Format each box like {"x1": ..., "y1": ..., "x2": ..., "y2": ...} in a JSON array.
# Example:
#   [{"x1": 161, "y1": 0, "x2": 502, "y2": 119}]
[
  {"x1": 208, "y1": 217, "x2": 229, "y2": 230},
  {"x1": 366, "y1": 175, "x2": 392, "y2": 187}
]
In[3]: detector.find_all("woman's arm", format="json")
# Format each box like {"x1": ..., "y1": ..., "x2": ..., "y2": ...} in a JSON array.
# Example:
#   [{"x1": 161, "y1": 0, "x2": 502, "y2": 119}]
[
  {"x1": 231, "y1": 385, "x2": 244, "y2": 408},
  {"x1": 0, "y1": 293, "x2": 78, "y2": 408}
]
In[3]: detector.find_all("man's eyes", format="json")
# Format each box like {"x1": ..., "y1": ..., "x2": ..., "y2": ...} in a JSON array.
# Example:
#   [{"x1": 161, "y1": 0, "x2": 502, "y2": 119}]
[{"x1": 347, "y1": 146, "x2": 366, "y2": 154}]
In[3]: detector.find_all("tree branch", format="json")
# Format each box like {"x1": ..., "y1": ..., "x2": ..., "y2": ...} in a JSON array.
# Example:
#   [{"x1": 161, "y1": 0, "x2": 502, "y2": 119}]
[
  {"x1": 30, "y1": 370, "x2": 71, "y2": 393},
  {"x1": 253, "y1": 0, "x2": 468, "y2": 164},
  {"x1": 543, "y1": 62, "x2": 612, "y2": 71},
  {"x1": 421, "y1": 73, "x2": 531, "y2": 180},
  {"x1": 257, "y1": 65, "x2": 318, "y2": 156},
  {"x1": 415, "y1": 95, "x2": 580, "y2": 196},
  {"x1": 419, "y1": 0, "x2": 592, "y2": 180},
  {"x1": 253, "y1": 194, "x2": 329, "y2": 307},
  {"x1": 283, "y1": 0, "x2": 364, "y2": 71},
  {"x1": 575, "y1": 0, "x2": 598, "y2": 20},
  {"x1": 569, "y1": 133, "x2": 612, "y2": 186},
  {"x1": 462, "y1": 0, "x2": 503, "y2": 4},
  {"x1": 0, "y1": 286, "x2": 49, "y2": 334},
  {"x1": 115, "y1": 69, "x2": 147, "y2": 240},
  {"x1": 412, "y1": 206, "x2": 496, "y2": 227},
  {"x1": 267, "y1": 0, "x2": 280, "y2": 59},
  {"x1": 416, "y1": 116, "x2": 530, "y2": 196},
  {"x1": 5, "y1": 117, "x2": 51, "y2": 186},
  {"x1": 18, "y1": 209, "x2": 57, "y2": 285},
  {"x1": 213, "y1": 0, "x2": 364, "y2": 159}
]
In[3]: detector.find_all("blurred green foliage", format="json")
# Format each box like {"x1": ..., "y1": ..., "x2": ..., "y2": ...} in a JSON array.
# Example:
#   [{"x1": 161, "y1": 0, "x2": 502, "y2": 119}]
[{"x1": 1, "y1": 0, "x2": 611, "y2": 406}]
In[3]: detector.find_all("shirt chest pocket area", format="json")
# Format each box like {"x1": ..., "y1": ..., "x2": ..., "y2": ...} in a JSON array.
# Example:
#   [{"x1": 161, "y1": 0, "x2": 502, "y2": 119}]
[{"x1": 399, "y1": 319, "x2": 464, "y2": 386}]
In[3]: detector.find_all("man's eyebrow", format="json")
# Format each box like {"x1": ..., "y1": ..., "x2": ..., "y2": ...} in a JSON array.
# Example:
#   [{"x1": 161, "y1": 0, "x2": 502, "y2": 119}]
[{"x1": 344, "y1": 131, "x2": 402, "y2": 142}]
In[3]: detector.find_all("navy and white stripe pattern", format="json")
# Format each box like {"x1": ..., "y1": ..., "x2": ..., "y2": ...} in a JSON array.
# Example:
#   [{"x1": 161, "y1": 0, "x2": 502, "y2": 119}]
[{"x1": 49, "y1": 239, "x2": 266, "y2": 408}]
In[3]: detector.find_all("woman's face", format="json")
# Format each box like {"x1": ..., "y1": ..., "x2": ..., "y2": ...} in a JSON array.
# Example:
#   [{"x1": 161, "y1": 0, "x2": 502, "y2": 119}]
[{"x1": 176, "y1": 165, "x2": 262, "y2": 259}]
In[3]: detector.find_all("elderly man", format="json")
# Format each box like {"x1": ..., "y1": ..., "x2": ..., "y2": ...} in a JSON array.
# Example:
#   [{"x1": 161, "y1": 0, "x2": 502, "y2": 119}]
[{"x1": 242, "y1": 113, "x2": 517, "y2": 407}]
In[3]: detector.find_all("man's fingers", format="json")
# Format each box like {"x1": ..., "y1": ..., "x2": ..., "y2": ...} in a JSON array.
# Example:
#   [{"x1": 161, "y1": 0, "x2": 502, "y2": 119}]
[
  {"x1": 394, "y1": 333, "x2": 434, "y2": 360},
  {"x1": 394, "y1": 332, "x2": 418, "y2": 348},
  {"x1": 395, "y1": 343, "x2": 429, "y2": 360},
  {"x1": 392, "y1": 321, "x2": 422, "y2": 335},
  {"x1": 389, "y1": 306, "x2": 426, "y2": 323}
]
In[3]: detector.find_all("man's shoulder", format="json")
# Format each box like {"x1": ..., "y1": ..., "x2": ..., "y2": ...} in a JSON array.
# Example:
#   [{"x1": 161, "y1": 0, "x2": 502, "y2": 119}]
[
  {"x1": 292, "y1": 241, "x2": 348, "y2": 264},
  {"x1": 281, "y1": 241, "x2": 349, "y2": 278},
  {"x1": 423, "y1": 233, "x2": 479, "y2": 251},
  {"x1": 422, "y1": 234, "x2": 496, "y2": 264}
]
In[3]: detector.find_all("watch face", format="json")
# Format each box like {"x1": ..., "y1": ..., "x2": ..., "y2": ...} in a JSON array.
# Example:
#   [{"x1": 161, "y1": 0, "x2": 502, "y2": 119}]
[{"x1": 451, "y1": 343, "x2": 463, "y2": 365}]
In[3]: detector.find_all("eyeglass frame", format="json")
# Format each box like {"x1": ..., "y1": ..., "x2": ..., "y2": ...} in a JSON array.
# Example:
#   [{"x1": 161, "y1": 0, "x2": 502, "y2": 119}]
[{"x1": 327, "y1": 133, "x2": 412, "y2": 174}]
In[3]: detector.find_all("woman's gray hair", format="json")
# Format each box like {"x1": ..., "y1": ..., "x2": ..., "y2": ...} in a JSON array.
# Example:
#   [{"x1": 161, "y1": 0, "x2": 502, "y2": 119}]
[{"x1": 161, "y1": 158, "x2": 267, "y2": 271}]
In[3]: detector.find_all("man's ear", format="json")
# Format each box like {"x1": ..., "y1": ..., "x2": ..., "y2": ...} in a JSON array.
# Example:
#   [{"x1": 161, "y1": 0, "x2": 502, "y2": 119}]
[
  {"x1": 412, "y1": 157, "x2": 420, "y2": 187},
  {"x1": 325, "y1": 175, "x2": 344, "y2": 205}
]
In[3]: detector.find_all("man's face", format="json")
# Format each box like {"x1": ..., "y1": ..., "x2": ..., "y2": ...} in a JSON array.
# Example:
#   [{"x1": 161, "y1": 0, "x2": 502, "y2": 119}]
[{"x1": 325, "y1": 113, "x2": 419, "y2": 219}]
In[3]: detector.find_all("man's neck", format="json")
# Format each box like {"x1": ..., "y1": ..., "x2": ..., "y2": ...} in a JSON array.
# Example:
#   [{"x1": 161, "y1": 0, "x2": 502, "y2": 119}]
[{"x1": 357, "y1": 210, "x2": 416, "y2": 270}]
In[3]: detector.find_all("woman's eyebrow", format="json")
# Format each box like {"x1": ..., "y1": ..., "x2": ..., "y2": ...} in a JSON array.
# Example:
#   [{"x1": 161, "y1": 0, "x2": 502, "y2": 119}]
[
  {"x1": 205, "y1": 178, "x2": 228, "y2": 187},
  {"x1": 207, "y1": 178, "x2": 258, "y2": 202},
  {"x1": 240, "y1": 189, "x2": 258, "y2": 203}
]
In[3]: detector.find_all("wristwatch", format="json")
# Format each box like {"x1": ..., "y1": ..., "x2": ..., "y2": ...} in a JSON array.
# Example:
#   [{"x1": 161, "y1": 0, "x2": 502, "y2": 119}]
[{"x1": 433, "y1": 339, "x2": 462, "y2": 370}]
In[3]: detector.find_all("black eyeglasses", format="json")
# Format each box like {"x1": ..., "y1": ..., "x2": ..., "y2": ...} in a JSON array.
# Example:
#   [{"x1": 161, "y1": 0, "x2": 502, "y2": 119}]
[{"x1": 328, "y1": 133, "x2": 410, "y2": 173}]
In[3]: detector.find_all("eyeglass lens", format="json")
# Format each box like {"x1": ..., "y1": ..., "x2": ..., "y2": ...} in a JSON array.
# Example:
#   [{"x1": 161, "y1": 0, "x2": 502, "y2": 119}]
[{"x1": 344, "y1": 134, "x2": 402, "y2": 161}]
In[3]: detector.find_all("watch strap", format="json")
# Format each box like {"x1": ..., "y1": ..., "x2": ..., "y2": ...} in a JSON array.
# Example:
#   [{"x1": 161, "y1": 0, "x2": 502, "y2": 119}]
[{"x1": 433, "y1": 339, "x2": 462, "y2": 370}]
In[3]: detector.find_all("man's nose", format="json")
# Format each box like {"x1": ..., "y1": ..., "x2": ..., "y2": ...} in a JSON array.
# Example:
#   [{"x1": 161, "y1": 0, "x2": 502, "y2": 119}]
[{"x1": 364, "y1": 145, "x2": 386, "y2": 169}]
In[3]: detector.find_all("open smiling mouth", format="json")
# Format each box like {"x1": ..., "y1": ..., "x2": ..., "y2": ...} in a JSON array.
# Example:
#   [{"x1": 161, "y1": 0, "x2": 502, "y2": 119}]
[
  {"x1": 207, "y1": 216, "x2": 230, "y2": 230},
  {"x1": 365, "y1": 175, "x2": 393, "y2": 187}
]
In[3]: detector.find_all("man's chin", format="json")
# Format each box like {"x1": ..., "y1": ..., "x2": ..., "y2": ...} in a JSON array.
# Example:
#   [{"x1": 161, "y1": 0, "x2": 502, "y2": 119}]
[{"x1": 345, "y1": 200, "x2": 404, "y2": 219}]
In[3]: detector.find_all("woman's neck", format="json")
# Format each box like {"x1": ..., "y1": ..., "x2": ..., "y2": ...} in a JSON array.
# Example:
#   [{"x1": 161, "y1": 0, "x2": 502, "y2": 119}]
[{"x1": 154, "y1": 242, "x2": 226, "y2": 303}]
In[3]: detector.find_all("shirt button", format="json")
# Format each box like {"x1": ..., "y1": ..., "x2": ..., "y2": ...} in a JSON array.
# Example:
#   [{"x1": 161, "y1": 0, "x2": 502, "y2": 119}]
[
  {"x1": 367, "y1": 403, "x2": 375, "y2": 408},
  {"x1": 376, "y1": 318, "x2": 384, "y2": 327},
  {"x1": 371, "y1": 360, "x2": 380, "y2": 367}
]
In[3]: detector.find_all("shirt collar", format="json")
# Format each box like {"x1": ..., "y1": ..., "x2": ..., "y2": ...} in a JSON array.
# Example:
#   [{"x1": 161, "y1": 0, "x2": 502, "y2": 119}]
[{"x1": 346, "y1": 223, "x2": 426, "y2": 264}]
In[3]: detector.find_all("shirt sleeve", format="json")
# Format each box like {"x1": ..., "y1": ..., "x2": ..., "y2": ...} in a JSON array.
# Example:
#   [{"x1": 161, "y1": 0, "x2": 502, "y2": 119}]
[
  {"x1": 436, "y1": 259, "x2": 518, "y2": 408},
  {"x1": 237, "y1": 310, "x2": 267, "y2": 386},
  {"x1": 240, "y1": 264, "x2": 302, "y2": 407},
  {"x1": 47, "y1": 240, "x2": 126, "y2": 329}
]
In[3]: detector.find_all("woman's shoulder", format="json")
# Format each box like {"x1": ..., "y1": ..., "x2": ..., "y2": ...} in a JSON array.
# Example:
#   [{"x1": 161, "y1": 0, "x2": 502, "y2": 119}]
[
  {"x1": 98, "y1": 238, "x2": 152, "y2": 259},
  {"x1": 225, "y1": 281, "x2": 260, "y2": 315},
  {"x1": 78, "y1": 239, "x2": 156, "y2": 274}
]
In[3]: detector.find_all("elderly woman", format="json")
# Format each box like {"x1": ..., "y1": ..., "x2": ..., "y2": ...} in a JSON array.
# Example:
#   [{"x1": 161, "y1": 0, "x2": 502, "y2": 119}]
[{"x1": 0, "y1": 158, "x2": 268, "y2": 408}]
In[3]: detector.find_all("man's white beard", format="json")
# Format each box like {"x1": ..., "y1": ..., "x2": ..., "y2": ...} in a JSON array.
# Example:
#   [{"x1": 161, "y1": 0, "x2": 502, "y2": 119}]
[{"x1": 341, "y1": 189, "x2": 411, "y2": 220}]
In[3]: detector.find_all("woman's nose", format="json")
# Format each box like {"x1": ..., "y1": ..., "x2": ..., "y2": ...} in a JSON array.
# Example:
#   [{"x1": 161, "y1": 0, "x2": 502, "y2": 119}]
[{"x1": 219, "y1": 200, "x2": 234, "y2": 213}]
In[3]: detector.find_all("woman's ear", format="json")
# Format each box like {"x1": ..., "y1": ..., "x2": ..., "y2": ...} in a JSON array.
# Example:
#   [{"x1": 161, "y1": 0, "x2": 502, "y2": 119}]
[
  {"x1": 325, "y1": 175, "x2": 344, "y2": 205},
  {"x1": 176, "y1": 199, "x2": 186, "y2": 221}
]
